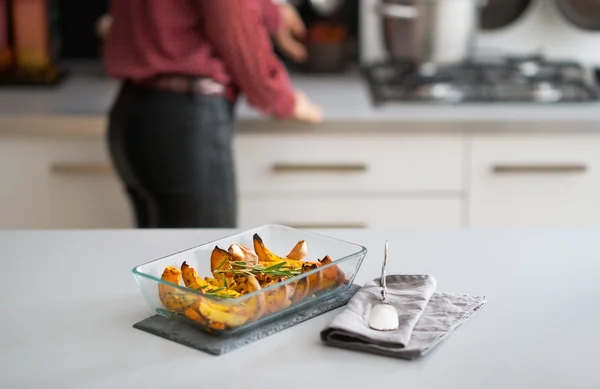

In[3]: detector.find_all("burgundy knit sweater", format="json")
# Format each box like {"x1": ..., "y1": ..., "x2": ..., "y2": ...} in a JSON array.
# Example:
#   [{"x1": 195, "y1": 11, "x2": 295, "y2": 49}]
[{"x1": 104, "y1": 0, "x2": 295, "y2": 118}]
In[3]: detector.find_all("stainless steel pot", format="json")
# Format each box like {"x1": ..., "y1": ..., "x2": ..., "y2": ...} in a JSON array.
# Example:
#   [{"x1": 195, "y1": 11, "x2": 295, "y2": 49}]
[
  {"x1": 377, "y1": 0, "x2": 487, "y2": 69},
  {"x1": 480, "y1": 0, "x2": 532, "y2": 30},
  {"x1": 556, "y1": 0, "x2": 600, "y2": 31}
]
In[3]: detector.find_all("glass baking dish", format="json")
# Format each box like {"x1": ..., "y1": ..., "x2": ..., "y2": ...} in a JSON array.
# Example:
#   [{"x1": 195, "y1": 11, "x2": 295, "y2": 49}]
[{"x1": 132, "y1": 224, "x2": 367, "y2": 336}]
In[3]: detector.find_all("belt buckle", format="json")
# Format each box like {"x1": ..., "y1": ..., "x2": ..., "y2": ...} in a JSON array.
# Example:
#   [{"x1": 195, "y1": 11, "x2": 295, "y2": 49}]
[{"x1": 194, "y1": 78, "x2": 224, "y2": 95}]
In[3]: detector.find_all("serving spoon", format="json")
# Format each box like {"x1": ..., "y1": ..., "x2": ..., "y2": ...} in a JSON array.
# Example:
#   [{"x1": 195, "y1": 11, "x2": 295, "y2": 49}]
[{"x1": 368, "y1": 241, "x2": 399, "y2": 331}]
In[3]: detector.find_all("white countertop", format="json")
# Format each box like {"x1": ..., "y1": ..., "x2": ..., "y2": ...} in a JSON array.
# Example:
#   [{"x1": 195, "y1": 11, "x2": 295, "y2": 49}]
[
  {"x1": 2, "y1": 228, "x2": 599, "y2": 389},
  {"x1": 1, "y1": 62, "x2": 600, "y2": 123}
]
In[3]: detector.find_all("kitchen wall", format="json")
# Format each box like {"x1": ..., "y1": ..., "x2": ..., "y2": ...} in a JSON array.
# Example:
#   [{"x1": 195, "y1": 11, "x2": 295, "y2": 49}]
[
  {"x1": 478, "y1": 0, "x2": 600, "y2": 67},
  {"x1": 8, "y1": 0, "x2": 600, "y2": 66},
  {"x1": 361, "y1": 0, "x2": 600, "y2": 68}
]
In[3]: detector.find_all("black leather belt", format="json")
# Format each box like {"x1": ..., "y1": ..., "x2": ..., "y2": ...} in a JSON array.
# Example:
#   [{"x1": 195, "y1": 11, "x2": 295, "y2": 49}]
[{"x1": 130, "y1": 75, "x2": 226, "y2": 96}]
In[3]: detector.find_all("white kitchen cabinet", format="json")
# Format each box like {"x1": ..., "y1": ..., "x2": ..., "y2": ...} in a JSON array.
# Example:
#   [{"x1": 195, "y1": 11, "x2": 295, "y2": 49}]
[
  {"x1": 0, "y1": 121, "x2": 465, "y2": 229},
  {"x1": 233, "y1": 133, "x2": 464, "y2": 194},
  {"x1": 234, "y1": 132, "x2": 465, "y2": 229},
  {"x1": 239, "y1": 197, "x2": 463, "y2": 229},
  {"x1": 468, "y1": 133, "x2": 600, "y2": 227},
  {"x1": 0, "y1": 135, "x2": 132, "y2": 229},
  {"x1": 8, "y1": 115, "x2": 600, "y2": 230}
]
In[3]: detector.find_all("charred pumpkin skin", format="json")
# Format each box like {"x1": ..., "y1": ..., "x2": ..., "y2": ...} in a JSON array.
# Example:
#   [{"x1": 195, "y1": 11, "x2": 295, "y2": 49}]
[{"x1": 253, "y1": 234, "x2": 277, "y2": 264}]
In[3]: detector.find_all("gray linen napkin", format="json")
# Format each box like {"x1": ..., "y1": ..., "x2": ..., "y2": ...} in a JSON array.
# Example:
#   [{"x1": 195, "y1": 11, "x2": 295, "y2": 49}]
[{"x1": 320, "y1": 275, "x2": 486, "y2": 360}]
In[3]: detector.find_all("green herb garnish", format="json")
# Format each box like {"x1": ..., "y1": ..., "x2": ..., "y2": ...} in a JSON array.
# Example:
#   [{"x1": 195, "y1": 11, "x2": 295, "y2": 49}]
[{"x1": 214, "y1": 261, "x2": 302, "y2": 278}]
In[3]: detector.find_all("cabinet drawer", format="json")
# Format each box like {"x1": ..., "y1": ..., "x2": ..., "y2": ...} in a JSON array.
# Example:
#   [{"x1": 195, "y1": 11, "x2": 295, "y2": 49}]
[
  {"x1": 234, "y1": 133, "x2": 464, "y2": 194},
  {"x1": 0, "y1": 137, "x2": 131, "y2": 229},
  {"x1": 239, "y1": 197, "x2": 463, "y2": 229},
  {"x1": 469, "y1": 134, "x2": 600, "y2": 227}
]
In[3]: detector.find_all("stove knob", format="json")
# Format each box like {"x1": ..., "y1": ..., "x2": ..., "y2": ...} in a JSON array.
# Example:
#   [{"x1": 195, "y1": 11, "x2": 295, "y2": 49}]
[
  {"x1": 519, "y1": 61, "x2": 540, "y2": 77},
  {"x1": 532, "y1": 82, "x2": 562, "y2": 103}
]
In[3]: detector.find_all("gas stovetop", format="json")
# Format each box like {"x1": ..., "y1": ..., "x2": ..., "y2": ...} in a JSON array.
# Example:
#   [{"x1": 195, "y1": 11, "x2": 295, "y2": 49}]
[{"x1": 364, "y1": 56, "x2": 599, "y2": 105}]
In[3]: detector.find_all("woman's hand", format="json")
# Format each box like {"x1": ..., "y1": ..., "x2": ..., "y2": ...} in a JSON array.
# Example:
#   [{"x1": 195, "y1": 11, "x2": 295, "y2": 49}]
[
  {"x1": 274, "y1": 4, "x2": 307, "y2": 62},
  {"x1": 293, "y1": 90, "x2": 323, "y2": 123}
]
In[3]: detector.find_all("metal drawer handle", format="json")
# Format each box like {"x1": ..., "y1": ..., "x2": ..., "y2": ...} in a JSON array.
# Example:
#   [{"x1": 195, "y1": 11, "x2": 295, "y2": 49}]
[
  {"x1": 271, "y1": 163, "x2": 367, "y2": 173},
  {"x1": 283, "y1": 223, "x2": 367, "y2": 229},
  {"x1": 51, "y1": 162, "x2": 114, "y2": 175},
  {"x1": 492, "y1": 163, "x2": 588, "y2": 174}
]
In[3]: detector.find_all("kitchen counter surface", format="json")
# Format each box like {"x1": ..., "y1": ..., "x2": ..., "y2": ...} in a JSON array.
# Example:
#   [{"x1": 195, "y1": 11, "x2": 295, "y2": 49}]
[
  {"x1": 2, "y1": 62, "x2": 600, "y2": 123},
  {"x1": 2, "y1": 228, "x2": 600, "y2": 389}
]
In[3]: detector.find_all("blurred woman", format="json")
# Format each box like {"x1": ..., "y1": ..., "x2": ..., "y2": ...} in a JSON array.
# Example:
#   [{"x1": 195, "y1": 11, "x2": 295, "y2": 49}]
[{"x1": 103, "y1": 0, "x2": 322, "y2": 228}]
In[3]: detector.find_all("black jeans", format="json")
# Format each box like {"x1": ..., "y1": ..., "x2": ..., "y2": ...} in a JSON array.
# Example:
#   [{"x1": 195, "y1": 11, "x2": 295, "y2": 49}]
[{"x1": 107, "y1": 82, "x2": 237, "y2": 228}]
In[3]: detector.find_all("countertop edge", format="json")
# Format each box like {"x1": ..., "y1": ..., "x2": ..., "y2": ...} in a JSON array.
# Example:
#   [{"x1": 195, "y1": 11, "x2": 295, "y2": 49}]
[{"x1": 2, "y1": 114, "x2": 600, "y2": 139}]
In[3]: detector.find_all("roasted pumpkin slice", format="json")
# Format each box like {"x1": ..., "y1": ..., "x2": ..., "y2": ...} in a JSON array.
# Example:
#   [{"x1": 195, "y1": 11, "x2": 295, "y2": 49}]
[
  {"x1": 264, "y1": 283, "x2": 292, "y2": 314},
  {"x1": 194, "y1": 274, "x2": 266, "y2": 329},
  {"x1": 181, "y1": 261, "x2": 241, "y2": 298},
  {"x1": 204, "y1": 277, "x2": 222, "y2": 288},
  {"x1": 254, "y1": 234, "x2": 305, "y2": 271},
  {"x1": 210, "y1": 246, "x2": 232, "y2": 274},
  {"x1": 302, "y1": 262, "x2": 323, "y2": 295},
  {"x1": 254, "y1": 234, "x2": 302, "y2": 266},
  {"x1": 181, "y1": 261, "x2": 207, "y2": 289},
  {"x1": 183, "y1": 304, "x2": 208, "y2": 325},
  {"x1": 253, "y1": 234, "x2": 280, "y2": 264},
  {"x1": 158, "y1": 266, "x2": 196, "y2": 312},
  {"x1": 210, "y1": 246, "x2": 235, "y2": 286},
  {"x1": 318, "y1": 255, "x2": 347, "y2": 289},
  {"x1": 198, "y1": 299, "x2": 249, "y2": 328},
  {"x1": 290, "y1": 276, "x2": 310, "y2": 304},
  {"x1": 283, "y1": 258, "x2": 305, "y2": 270},
  {"x1": 236, "y1": 275, "x2": 266, "y2": 322}
]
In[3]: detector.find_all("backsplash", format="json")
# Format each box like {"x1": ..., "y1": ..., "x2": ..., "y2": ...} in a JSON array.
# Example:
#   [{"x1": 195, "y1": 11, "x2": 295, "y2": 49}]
[
  {"x1": 477, "y1": 0, "x2": 600, "y2": 66},
  {"x1": 360, "y1": 0, "x2": 600, "y2": 68}
]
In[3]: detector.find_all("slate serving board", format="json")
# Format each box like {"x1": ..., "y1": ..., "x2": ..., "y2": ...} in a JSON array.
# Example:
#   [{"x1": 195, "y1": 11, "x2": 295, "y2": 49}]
[{"x1": 133, "y1": 284, "x2": 361, "y2": 356}]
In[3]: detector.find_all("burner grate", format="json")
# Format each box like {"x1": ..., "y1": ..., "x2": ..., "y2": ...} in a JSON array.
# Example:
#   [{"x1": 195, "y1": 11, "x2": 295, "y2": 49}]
[{"x1": 363, "y1": 57, "x2": 599, "y2": 104}]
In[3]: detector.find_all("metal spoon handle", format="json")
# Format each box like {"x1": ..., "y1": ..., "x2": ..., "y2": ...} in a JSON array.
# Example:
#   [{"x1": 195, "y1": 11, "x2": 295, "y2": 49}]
[{"x1": 381, "y1": 240, "x2": 389, "y2": 303}]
